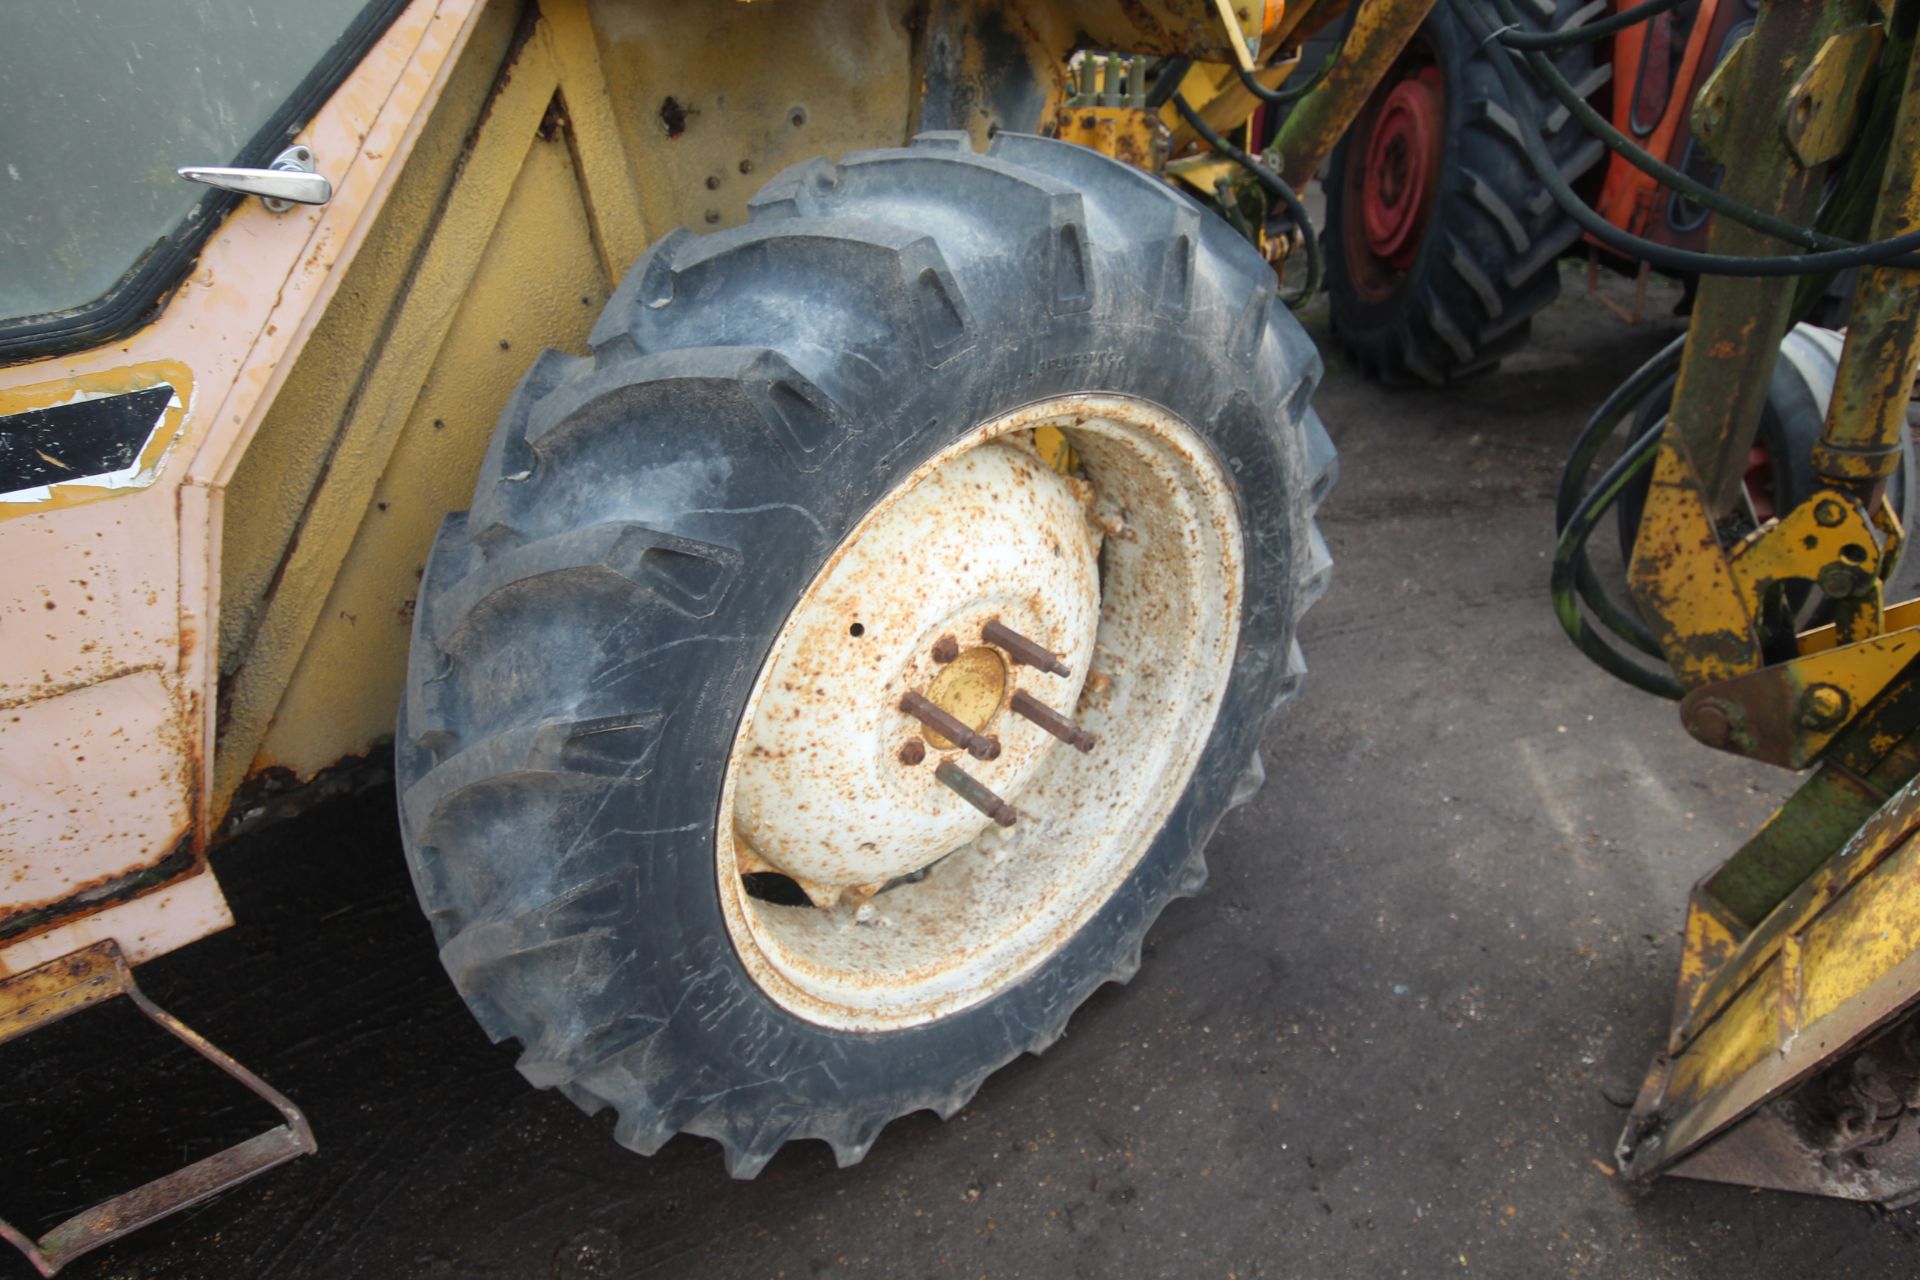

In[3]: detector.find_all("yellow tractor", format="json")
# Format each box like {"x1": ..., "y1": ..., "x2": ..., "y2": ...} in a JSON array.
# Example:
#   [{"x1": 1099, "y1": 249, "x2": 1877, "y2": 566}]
[{"x1": 4, "y1": 0, "x2": 1920, "y2": 1270}]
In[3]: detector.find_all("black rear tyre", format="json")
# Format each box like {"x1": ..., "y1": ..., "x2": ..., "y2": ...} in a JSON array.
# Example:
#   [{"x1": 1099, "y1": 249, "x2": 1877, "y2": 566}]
[
  {"x1": 1324, "y1": 0, "x2": 1608, "y2": 386},
  {"x1": 395, "y1": 132, "x2": 1336, "y2": 1176}
]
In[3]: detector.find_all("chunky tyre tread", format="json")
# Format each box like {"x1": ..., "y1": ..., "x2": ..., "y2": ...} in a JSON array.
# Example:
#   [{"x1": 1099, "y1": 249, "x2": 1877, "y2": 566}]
[
  {"x1": 398, "y1": 131, "x2": 1335, "y2": 1178},
  {"x1": 1326, "y1": 0, "x2": 1604, "y2": 386}
]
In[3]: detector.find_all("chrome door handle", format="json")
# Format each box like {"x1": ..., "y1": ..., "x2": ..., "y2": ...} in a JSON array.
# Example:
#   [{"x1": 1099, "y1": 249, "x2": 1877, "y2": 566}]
[{"x1": 177, "y1": 144, "x2": 330, "y2": 212}]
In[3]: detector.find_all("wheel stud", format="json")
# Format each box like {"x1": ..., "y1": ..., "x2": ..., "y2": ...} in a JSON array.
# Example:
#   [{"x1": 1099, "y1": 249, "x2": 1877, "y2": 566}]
[
  {"x1": 935, "y1": 759, "x2": 1017, "y2": 827},
  {"x1": 1010, "y1": 690, "x2": 1096, "y2": 752},
  {"x1": 900, "y1": 690, "x2": 1001, "y2": 761},
  {"x1": 982, "y1": 619, "x2": 1069, "y2": 676}
]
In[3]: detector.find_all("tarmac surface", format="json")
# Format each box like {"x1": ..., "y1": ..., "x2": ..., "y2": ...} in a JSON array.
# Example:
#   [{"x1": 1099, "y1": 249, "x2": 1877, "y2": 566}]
[{"x1": 9, "y1": 269, "x2": 1920, "y2": 1278}]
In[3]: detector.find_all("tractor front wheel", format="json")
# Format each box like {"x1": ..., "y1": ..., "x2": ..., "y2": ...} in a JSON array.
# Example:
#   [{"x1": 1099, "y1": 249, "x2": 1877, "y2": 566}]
[{"x1": 395, "y1": 131, "x2": 1336, "y2": 1176}]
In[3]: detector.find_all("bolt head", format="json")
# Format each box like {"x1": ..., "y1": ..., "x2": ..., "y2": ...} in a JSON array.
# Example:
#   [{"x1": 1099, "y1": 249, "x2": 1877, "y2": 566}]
[
  {"x1": 931, "y1": 635, "x2": 960, "y2": 663},
  {"x1": 1686, "y1": 700, "x2": 1732, "y2": 747},
  {"x1": 898, "y1": 739, "x2": 927, "y2": 765},
  {"x1": 1814, "y1": 498, "x2": 1847, "y2": 527},
  {"x1": 1819, "y1": 564, "x2": 1862, "y2": 599},
  {"x1": 1799, "y1": 683, "x2": 1849, "y2": 731}
]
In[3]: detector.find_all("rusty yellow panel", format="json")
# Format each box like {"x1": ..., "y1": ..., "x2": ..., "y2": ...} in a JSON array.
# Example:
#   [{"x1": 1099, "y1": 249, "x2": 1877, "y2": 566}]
[
  {"x1": 258, "y1": 126, "x2": 612, "y2": 779},
  {"x1": 1673, "y1": 896, "x2": 1741, "y2": 1031},
  {"x1": 1626, "y1": 438, "x2": 1762, "y2": 686},
  {"x1": 1055, "y1": 105, "x2": 1162, "y2": 169},
  {"x1": 584, "y1": 0, "x2": 917, "y2": 236},
  {"x1": 1800, "y1": 830, "x2": 1920, "y2": 1025},
  {"x1": 217, "y1": 2, "x2": 522, "y2": 681},
  {"x1": 1667, "y1": 960, "x2": 1782, "y2": 1107},
  {"x1": 1800, "y1": 596, "x2": 1920, "y2": 654}
]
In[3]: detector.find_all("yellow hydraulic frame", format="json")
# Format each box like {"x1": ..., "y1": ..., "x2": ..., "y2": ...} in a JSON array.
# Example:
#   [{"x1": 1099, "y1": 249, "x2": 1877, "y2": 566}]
[{"x1": 1616, "y1": 0, "x2": 1920, "y2": 1202}]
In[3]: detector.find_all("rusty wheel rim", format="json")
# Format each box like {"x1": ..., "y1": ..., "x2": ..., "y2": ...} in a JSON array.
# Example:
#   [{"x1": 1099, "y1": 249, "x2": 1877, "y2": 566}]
[
  {"x1": 1342, "y1": 58, "x2": 1444, "y2": 303},
  {"x1": 716, "y1": 395, "x2": 1244, "y2": 1031}
]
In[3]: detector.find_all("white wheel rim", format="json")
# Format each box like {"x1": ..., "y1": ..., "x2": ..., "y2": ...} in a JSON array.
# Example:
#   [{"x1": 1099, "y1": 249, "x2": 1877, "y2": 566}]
[{"x1": 718, "y1": 394, "x2": 1244, "y2": 1031}]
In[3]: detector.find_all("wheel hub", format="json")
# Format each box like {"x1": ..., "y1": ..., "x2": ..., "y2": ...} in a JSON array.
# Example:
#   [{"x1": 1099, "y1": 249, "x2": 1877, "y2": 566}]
[
  {"x1": 734, "y1": 440, "x2": 1100, "y2": 897},
  {"x1": 1359, "y1": 71, "x2": 1443, "y2": 267},
  {"x1": 922, "y1": 646, "x2": 1008, "y2": 749},
  {"x1": 719, "y1": 396, "x2": 1244, "y2": 1030}
]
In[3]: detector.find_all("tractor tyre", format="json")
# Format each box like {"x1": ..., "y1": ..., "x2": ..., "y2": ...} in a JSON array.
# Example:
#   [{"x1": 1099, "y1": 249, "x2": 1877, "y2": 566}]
[
  {"x1": 394, "y1": 132, "x2": 1337, "y2": 1177},
  {"x1": 1323, "y1": 0, "x2": 1608, "y2": 386}
]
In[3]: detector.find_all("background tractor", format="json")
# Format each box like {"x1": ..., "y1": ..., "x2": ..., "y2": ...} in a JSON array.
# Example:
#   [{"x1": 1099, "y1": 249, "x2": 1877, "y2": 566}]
[{"x1": 1322, "y1": 0, "x2": 1874, "y2": 385}]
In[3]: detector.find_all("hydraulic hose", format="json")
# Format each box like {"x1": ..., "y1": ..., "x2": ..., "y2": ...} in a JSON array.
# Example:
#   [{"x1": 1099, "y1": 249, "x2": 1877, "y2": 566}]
[
  {"x1": 1449, "y1": 0, "x2": 1920, "y2": 276},
  {"x1": 1236, "y1": 0, "x2": 1365, "y2": 107},
  {"x1": 1480, "y1": 0, "x2": 1920, "y2": 265},
  {"x1": 1171, "y1": 92, "x2": 1326, "y2": 308},
  {"x1": 1498, "y1": 0, "x2": 1687, "y2": 50}
]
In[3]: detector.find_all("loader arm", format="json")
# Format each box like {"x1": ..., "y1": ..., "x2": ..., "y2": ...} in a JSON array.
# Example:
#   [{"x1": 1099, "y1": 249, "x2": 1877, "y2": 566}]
[{"x1": 1556, "y1": 0, "x2": 1920, "y2": 1201}]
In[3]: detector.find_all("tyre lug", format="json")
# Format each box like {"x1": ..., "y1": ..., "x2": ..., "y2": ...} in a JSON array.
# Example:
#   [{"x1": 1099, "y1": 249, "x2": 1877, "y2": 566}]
[
  {"x1": 899, "y1": 691, "x2": 1001, "y2": 761},
  {"x1": 935, "y1": 759, "x2": 1017, "y2": 827},
  {"x1": 1010, "y1": 690, "x2": 1096, "y2": 752},
  {"x1": 982, "y1": 618, "x2": 1069, "y2": 676}
]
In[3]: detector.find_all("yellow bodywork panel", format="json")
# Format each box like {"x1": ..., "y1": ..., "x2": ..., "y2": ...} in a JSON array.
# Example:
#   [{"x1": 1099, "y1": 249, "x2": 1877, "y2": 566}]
[
  {"x1": 588, "y1": 0, "x2": 917, "y2": 233},
  {"x1": 216, "y1": 2, "x2": 536, "y2": 809},
  {"x1": 220, "y1": 1, "x2": 662, "y2": 806},
  {"x1": 259, "y1": 108, "x2": 614, "y2": 782},
  {"x1": 214, "y1": 0, "x2": 941, "y2": 812}
]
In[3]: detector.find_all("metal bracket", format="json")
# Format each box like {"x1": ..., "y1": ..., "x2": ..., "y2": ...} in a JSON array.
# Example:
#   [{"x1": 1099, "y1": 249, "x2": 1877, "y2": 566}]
[
  {"x1": 1785, "y1": 24, "x2": 1885, "y2": 168},
  {"x1": 177, "y1": 144, "x2": 331, "y2": 213},
  {"x1": 0, "y1": 940, "x2": 315, "y2": 1276}
]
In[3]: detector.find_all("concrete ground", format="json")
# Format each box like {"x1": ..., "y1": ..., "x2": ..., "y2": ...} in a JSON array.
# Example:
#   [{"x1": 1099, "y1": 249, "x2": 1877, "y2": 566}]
[{"x1": 10, "y1": 268, "x2": 1920, "y2": 1279}]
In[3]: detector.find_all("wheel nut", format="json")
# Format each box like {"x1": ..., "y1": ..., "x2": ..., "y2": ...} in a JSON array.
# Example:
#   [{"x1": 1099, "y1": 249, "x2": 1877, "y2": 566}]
[
  {"x1": 982, "y1": 618, "x2": 1070, "y2": 676},
  {"x1": 898, "y1": 738, "x2": 927, "y2": 765},
  {"x1": 931, "y1": 634, "x2": 959, "y2": 663}
]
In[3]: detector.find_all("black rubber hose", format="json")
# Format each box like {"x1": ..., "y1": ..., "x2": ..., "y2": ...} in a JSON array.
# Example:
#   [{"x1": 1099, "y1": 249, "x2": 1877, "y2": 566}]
[
  {"x1": 1236, "y1": 0, "x2": 1363, "y2": 107},
  {"x1": 1553, "y1": 335, "x2": 1689, "y2": 658},
  {"x1": 1480, "y1": 0, "x2": 1920, "y2": 265},
  {"x1": 1552, "y1": 416, "x2": 1688, "y2": 698},
  {"x1": 1498, "y1": 0, "x2": 1687, "y2": 50},
  {"x1": 1171, "y1": 92, "x2": 1325, "y2": 308},
  {"x1": 1448, "y1": 0, "x2": 1920, "y2": 275},
  {"x1": 1146, "y1": 57, "x2": 1194, "y2": 109}
]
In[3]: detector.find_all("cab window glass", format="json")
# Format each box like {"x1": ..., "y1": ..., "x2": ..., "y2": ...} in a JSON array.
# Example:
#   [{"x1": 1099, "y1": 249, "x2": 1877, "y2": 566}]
[{"x1": 0, "y1": 0, "x2": 374, "y2": 323}]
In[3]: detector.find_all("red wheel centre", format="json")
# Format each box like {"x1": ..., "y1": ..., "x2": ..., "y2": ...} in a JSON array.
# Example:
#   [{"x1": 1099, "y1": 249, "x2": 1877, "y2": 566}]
[{"x1": 1359, "y1": 71, "x2": 1443, "y2": 266}]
